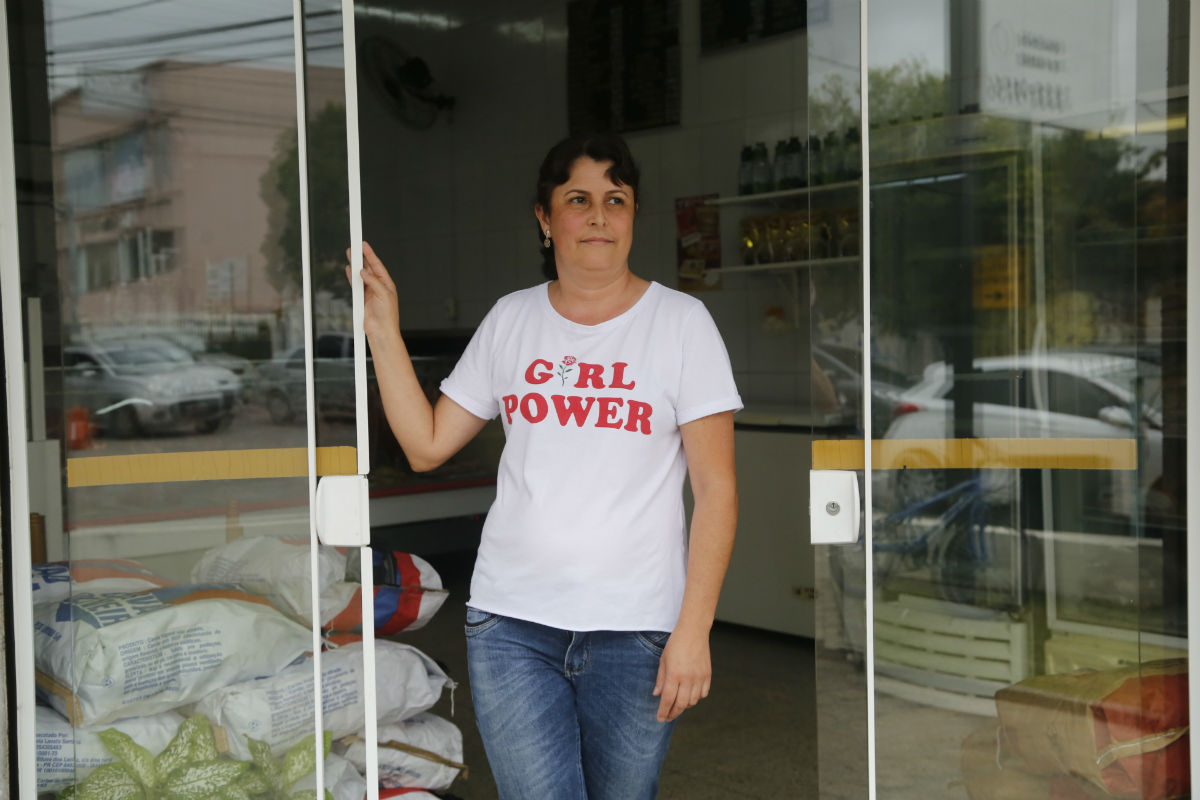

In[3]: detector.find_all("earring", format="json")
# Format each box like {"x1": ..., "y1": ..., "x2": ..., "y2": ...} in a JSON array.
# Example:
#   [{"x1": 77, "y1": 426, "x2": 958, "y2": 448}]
[{"x1": 543, "y1": 229, "x2": 552, "y2": 248}]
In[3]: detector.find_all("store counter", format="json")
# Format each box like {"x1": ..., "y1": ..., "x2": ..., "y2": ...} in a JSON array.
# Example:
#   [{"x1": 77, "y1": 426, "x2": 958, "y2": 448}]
[{"x1": 715, "y1": 406, "x2": 852, "y2": 638}]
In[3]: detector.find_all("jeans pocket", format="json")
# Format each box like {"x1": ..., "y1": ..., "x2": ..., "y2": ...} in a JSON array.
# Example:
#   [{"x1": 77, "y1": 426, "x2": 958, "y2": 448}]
[
  {"x1": 635, "y1": 630, "x2": 671, "y2": 657},
  {"x1": 464, "y1": 606, "x2": 501, "y2": 637}
]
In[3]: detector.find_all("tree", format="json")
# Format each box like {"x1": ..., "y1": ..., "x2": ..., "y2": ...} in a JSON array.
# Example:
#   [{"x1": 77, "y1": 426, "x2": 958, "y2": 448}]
[
  {"x1": 259, "y1": 103, "x2": 351, "y2": 298},
  {"x1": 809, "y1": 58, "x2": 1149, "y2": 357},
  {"x1": 809, "y1": 57, "x2": 947, "y2": 137}
]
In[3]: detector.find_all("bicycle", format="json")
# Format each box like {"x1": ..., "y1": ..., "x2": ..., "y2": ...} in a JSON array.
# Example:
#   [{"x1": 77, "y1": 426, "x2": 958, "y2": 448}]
[{"x1": 874, "y1": 474, "x2": 990, "y2": 605}]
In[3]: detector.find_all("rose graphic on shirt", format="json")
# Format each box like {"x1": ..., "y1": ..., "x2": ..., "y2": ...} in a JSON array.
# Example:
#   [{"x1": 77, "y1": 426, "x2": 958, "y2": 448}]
[{"x1": 557, "y1": 355, "x2": 577, "y2": 386}]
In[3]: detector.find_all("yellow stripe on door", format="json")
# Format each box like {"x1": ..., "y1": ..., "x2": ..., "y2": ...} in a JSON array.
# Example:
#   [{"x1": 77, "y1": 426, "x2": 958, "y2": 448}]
[
  {"x1": 65, "y1": 439, "x2": 1136, "y2": 487},
  {"x1": 66, "y1": 446, "x2": 358, "y2": 488},
  {"x1": 812, "y1": 438, "x2": 1138, "y2": 471}
]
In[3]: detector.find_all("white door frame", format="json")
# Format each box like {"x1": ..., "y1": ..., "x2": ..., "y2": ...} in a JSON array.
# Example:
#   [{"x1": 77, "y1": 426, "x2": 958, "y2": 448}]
[
  {"x1": 0, "y1": 0, "x2": 36, "y2": 791},
  {"x1": 0, "y1": 2, "x2": 379, "y2": 795},
  {"x1": 857, "y1": 1, "x2": 878, "y2": 798},
  {"x1": 1186, "y1": 0, "x2": 1200, "y2": 789}
]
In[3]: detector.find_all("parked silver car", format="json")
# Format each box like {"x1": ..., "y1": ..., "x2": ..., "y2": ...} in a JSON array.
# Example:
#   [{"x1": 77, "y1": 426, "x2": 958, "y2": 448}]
[
  {"x1": 63, "y1": 339, "x2": 242, "y2": 436},
  {"x1": 253, "y1": 332, "x2": 456, "y2": 426},
  {"x1": 253, "y1": 333, "x2": 361, "y2": 424},
  {"x1": 158, "y1": 331, "x2": 254, "y2": 382}
]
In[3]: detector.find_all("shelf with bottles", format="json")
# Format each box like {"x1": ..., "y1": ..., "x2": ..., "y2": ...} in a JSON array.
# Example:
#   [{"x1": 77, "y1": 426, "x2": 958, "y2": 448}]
[
  {"x1": 709, "y1": 254, "x2": 858, "y2": 274},
  {"x1": 731, "y1": 130, "x2": 862, "y2": 202},
  {"x1": 716, "y1": 203, "x2": 860, "y2": 274},
  {"x1": 705, "y1": 179, "x2": 861, "y2": 207}
]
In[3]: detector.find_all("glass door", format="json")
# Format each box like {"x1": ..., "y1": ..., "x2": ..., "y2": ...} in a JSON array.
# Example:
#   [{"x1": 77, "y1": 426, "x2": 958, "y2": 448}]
[
  {"x1": 812, "y1": 1, "x2": 1189, "y2": 797},
  {"x1": 4, "y1": 1, "x2": 397, "y2": 796},
  {"x1": 805, "y1": 3, "x2": 871, "y2": 798}
]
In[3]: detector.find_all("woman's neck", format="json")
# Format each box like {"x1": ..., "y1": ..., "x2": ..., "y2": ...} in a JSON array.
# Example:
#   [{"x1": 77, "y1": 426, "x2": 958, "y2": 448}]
[{"x1": 549, "y1": 268, "x2": 650, "y2": 326}]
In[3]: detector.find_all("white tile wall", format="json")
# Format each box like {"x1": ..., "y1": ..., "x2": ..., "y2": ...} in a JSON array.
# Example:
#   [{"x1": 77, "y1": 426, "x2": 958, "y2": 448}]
[
  {"x1": 453, "y1": 231, "x2": 491, "y2": 304},
  {"x1": 697, "y1": 50, "x2": 747, "y2": 124},
  {"x1": 624, "y1": 136, "x2": 662, "y2": 213},
  {"x1": 656, "y1": 127, "x2": 703, "y2": 203},
  {"x1": 698, "y1": 288, "x2": 749, "y2": 373},
  {"x1": 744, "y1": 39, "x2": 795, "y2": 116},
  {"x1": 698, "y1": 119, "x2": 745, "y2": 196},
  {"x1": 359, "y1": 1, "x2": 814, "y2": 406}
]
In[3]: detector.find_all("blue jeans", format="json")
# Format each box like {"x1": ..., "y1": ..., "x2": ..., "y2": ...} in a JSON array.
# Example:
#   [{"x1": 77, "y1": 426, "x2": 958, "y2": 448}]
[{"x1": 465, "y1": 607, "x2": 676, "y2": 800}]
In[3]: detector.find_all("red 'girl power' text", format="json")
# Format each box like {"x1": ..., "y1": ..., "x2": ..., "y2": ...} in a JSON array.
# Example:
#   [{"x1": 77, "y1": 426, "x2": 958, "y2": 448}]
[{"x1": 500, "y1": 358, "x2": 653, "y2": 435}]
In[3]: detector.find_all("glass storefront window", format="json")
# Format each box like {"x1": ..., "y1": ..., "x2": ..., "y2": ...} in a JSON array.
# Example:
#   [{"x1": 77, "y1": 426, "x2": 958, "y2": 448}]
[
  {"x1": 11, "y1": 3, "x2": 399, "y2": 798},
  {"x1": 861, "y1": 2, "x2": 1190, "y2": 797},
  {"x1": 4, "y1": 1, "x2": 1191, "y2": 798}
]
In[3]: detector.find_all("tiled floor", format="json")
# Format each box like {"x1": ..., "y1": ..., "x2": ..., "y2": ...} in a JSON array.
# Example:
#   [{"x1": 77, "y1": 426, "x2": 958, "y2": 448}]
[{"x1": 400, "y1": 551, "x2": 986, "y2": 799}]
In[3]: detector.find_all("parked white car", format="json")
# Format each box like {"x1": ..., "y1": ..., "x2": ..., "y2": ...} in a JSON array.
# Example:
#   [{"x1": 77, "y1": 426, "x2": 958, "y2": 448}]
[{"x1": 876, "y1": 351, "x2": 1162, "y2": 522}]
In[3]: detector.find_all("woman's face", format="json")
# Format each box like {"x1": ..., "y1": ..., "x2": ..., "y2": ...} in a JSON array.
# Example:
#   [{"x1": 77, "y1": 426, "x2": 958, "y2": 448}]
[{"x1": 535, "y1": 157, "x2": 635, "y2": 279}]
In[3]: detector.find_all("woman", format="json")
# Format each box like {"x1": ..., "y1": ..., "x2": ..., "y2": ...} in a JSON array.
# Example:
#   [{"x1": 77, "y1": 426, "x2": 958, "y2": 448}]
[{"x1": 355, "y1": 132, "x2": 740, "y2": 799}]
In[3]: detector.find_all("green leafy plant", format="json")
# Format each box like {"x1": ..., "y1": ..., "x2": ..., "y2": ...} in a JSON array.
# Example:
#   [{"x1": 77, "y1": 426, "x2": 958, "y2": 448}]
[{"x1": 59, "y1": 714, "x2": 334, "y2": 800}]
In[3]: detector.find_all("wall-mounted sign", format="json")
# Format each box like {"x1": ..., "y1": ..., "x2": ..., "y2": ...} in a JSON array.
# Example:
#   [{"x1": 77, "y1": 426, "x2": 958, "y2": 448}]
[
  {"x1": 206, "y1": 257, "x2": 246, "y2": 303},
  {"x1": 980, "y1": 0, "x2": 1114, "y2": 125},
  {"x1": 568, "y1": 0, "x2": 681, "y2": 134}
]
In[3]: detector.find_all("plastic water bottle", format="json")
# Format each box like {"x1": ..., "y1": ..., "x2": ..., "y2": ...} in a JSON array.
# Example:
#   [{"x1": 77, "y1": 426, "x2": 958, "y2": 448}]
[
  {"x1": 786, "y1": 136, "x2": 805, "y2": 189},
  {"x1": 844, "y1": 127, "x2": 861, "y2": 180},
  {"x1": 823, "y1": 131, "x2": 842, "y2": 184},
  {"x1": 772, "y1": 140, "x2": 788, "y2": 191},
  {"x1": 738, "y1": 145, "x2": 754, "y2": 195},
  {"x1": 752, "y1": 142, "x2": 772, "y2": 193}
]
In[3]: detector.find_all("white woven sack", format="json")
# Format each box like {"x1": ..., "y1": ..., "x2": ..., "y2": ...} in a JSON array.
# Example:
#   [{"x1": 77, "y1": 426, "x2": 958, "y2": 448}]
[
  {"x1": 32, "y1": 559, "x2": 173, "y2": 604},
  {"x1": 292, "y1": 753, "x2": 368, "y2": 800},
  {"x1": 34, "y1": 586, "x2": 313, "y2": 726},
  {"x1": 346, "y1": 550, "x2": 443, "y2": 591},
  {"x1": 35, "y1": 704, "x2": 183, "y2": 793},
  {"x1": 190, "y1": 536, "x2": 346, "y2": 620},
  {"x1": 197, "y1": 640, "x2": 452, "y2": 760},
  {"x1": 320, "y1": 582, "x2": 449, "y2": 634},
  {"x1": 344, "y1": 712, "x2": 463, "y2": 791}
]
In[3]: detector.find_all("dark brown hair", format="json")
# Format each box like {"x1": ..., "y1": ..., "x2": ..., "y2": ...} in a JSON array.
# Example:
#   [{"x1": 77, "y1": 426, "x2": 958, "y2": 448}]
[{"x1": 534, "y1": 132, "x2": 641, "y2": 280}]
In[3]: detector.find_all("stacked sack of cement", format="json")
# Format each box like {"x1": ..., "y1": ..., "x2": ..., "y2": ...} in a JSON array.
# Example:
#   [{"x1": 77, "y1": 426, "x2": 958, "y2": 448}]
[
  {"x1": 32, "y1": 559, "x2": 176, "y2": 603},
  {"x1": 31, "y1": 546, "x2": 462, "y2": 798},
  {"x1": 331, "y1": 548, "x2": 450, "y2": 636},
  {"x1": 34, "y1": 582, "x2": 314, "y2": 726},
  {"x1": 340, "y1": 550, "x2": 465, "y2": 794},
  {"x1": 190, "y1": 538, "x2": 449, "y2": 636},
  {"x1": 189, "y1": 538, "x2": 465, "y2": 795},
  {"x1": 35, "y1": 704, "x2": 183, "y2": 794},
  {"x1": 39, "y1": 703, "x2": 367, "y2": 800},
  {"x1": 343, "y1": 711, "x2": 466, "y2": 793},
  {"x1": 196, "y1": 640, "x2": 453, "y2": 760},
  {"x1": 29, "y1": 556, "x2": 366, "y2": 798}
]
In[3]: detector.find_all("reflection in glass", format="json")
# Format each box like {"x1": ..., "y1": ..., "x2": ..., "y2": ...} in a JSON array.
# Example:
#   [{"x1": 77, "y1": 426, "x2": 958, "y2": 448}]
[
  {"x1": 863, "y1": 2, "x2": 1188, "y2": 798},
  {"x1": 33, "y1": 3, "x2": 327, "y2": 795},
  {"x1": 808, "y1": 3, "x2": 870, "y2": 799}
]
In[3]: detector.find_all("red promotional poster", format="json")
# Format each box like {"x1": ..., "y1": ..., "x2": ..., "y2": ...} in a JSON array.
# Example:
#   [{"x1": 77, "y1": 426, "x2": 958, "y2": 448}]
[{"x1": 675, "y1": 194, "x2": 722, "y2": 291}]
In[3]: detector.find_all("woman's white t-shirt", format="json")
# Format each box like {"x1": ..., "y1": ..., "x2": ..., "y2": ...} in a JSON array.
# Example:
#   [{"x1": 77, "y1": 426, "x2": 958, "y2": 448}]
[{"x1": 440, "y1": 281, "x2": 742, "y2": 632}]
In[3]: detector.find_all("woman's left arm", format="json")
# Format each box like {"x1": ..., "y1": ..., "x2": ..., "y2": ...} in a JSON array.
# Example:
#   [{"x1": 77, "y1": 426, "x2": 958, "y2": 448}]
[{"x1": 654, "y1": 410, "x2": 738, "y2": 723}]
